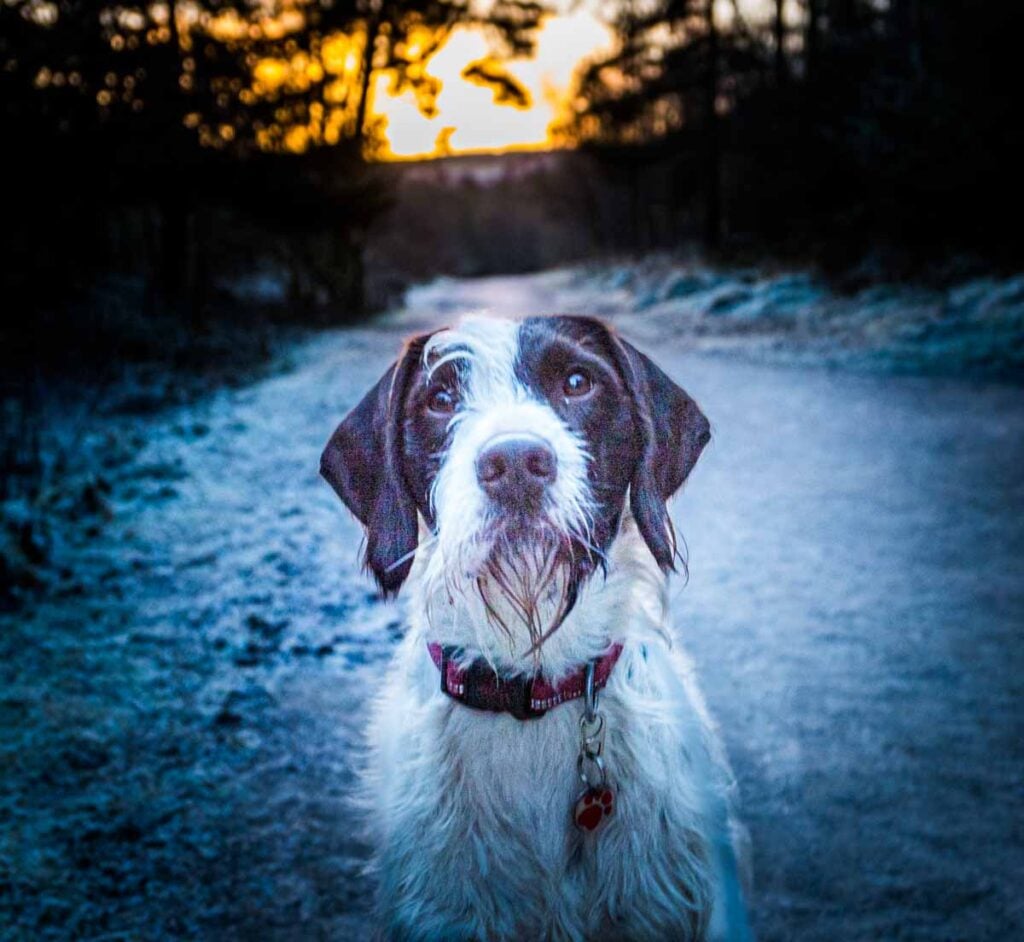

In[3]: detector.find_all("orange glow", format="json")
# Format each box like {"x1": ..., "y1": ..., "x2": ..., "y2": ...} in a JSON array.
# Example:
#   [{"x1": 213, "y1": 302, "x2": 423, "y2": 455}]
[
  {"x1": 217, "y1": 6, "x2": 613, "y2": 158},
  {"x1": 321, "y1": 34, "x2": 362, "y2": 77},
  {"x1": 375, "y1": 11, "x2": 613, "y2": 160},
  {"x1": 253, "y1": 58, "x2": 290, "y2": 91},
  {"x1": 206, "y1": 5, "x2": 305, "y2": 43}
]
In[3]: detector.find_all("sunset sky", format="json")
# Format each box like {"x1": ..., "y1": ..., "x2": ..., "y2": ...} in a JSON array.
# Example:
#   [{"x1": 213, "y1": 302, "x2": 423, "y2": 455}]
[
  {"x1": 45, "y1": 0, "x2": 778, "y2": 162},
  {"x1": 370, "y1": 0, "x2": 776, "y2": 160},
  {"x1": 20, "y1": 0, "x2": 784, "y2": 161},
  {"x1": 374, "y1": 10, "x2": 614, "y2": 159}
]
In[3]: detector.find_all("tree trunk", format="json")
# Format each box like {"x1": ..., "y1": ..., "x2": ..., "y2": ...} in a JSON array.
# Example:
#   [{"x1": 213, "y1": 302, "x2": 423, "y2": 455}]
[
  {"x1": 703, "y1": 0, "x2": 722, "y2": 250},
  {"x1": 157, "y1": 1, "x2": 188, "y2": 312},
  {"x1": 892, "y1": 0, "x2": 924, "y2": 83},
  {"x1": 190, "y1": 207, "x2": 208, "y2": 330},
  {"x1": 159, "y1": 193, "x2": 190, "y2": 309},
  {"x1": 805, "y1": 0, "x2": 819, "y2": 82},
  {"x1": 775, "y1": 0, "x2": 787, "y2": 85},
  {"x1": 354, "y1": 4, "x2": 382, "y2": 151},
  {"x1": 346, "y1": 233, "x2": 366, "y2": 318},
  {"x1": 830, "y1": 0, "x2": 855, "y2": 35},
  {"x1": 166, "y1": 0, "x2": 179, "y2": 58}
]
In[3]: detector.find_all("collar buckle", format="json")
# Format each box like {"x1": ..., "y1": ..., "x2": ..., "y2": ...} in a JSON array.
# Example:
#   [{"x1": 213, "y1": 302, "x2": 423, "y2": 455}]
[{"x1": 439, "y1": 646, "x2": 548, "y2": 720}]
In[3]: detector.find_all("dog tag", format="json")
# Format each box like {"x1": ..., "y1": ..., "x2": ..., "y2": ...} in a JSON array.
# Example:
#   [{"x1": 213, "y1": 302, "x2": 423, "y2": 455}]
[{"x1": 573, "y1": 786, "x2": 615, "y2": 832}]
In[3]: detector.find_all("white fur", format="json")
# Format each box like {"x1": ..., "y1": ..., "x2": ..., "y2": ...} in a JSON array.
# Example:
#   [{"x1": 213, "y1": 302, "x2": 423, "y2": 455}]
[
  {"x1": 361, "y1": 316, "x2": 752, "y2": 940},
  {"x1": 422, "y1": 316, "x2": 596, "y2": 676}
]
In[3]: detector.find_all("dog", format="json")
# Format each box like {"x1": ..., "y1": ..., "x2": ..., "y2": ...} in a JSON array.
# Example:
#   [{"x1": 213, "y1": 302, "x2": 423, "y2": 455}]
[{"x1": 321, "y1": 314, "x2": 752, "y2": 941}]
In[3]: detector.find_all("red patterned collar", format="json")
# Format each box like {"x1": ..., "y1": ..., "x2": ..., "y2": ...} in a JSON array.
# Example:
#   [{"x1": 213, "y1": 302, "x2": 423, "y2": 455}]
[{"x1": 426, "y1": 642, "x2": 623, "y2": 721}]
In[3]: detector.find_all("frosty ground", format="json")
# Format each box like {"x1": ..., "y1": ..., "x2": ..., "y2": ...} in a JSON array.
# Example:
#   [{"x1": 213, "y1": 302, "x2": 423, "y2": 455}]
[{"x1": 2, "y1": 266, "x2": 1023, "y2": 940}]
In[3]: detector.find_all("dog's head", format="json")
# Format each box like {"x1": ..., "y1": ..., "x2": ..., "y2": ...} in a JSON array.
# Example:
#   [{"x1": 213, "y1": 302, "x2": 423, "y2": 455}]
[{"x1": 321, "y1": 315, "x2": 709, "y2": 649}]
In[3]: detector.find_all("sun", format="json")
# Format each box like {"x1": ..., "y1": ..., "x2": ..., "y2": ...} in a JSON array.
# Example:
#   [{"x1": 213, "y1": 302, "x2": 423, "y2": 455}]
[{"x1": 374, "y1": 10, "x2": 613, "y2": 160}]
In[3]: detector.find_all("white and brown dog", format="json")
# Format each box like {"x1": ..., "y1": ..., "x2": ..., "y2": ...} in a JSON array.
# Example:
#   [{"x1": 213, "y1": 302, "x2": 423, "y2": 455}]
[{"x1": 321, "y1": 315, "x2": 751, "y2": 941}]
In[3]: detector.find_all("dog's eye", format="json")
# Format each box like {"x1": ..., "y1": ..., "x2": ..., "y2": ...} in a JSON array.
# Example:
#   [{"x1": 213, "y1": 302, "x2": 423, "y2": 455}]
[
  {"x1": 428, "y1": 388, "x2": 457, "y2": 414},
  {"x1": 563, "y1": 370, "x2": 592, "y2": 398}
]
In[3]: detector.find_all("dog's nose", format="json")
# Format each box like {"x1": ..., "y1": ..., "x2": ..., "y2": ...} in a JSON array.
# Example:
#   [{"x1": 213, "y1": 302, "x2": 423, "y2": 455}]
[{"x1": 476, "y1": 435, "x2": 557, "y2": 507}]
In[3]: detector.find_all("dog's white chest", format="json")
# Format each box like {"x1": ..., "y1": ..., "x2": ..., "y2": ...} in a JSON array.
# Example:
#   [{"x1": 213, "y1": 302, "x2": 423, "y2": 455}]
[
  {"x1": 442, "y1": 703, "x2": 587, "y2": 849},
  {"x1": 364, "y1": 624, "x2": 751, "y2": 941}
]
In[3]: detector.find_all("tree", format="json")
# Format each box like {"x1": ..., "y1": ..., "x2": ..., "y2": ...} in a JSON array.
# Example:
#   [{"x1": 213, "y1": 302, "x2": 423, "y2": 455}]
[
  {"x1": 570, "y1": 0, "x2": 760, "y2": 249},
  {"x1": 568, "y1": 0, "x2": 1024, "y2": 262},
  {"x1": 1, "y1": 0, "x2": 550, "y2": 318},
  {"x1": 773, "y1": 0, "x2": 786, "y2": 86},
  {"x1": 188, "y1": 0, "x2": 546, "y2": 158}
]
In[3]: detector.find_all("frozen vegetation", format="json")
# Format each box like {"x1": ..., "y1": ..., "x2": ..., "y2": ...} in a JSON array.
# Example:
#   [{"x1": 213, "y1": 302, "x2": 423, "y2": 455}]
[
  {"x1": 2, "y1": 265, "x2": 1023, "y2": 939},
  {"x1": 406, "y1": 260, "x2": 1024, "y2": 377}
]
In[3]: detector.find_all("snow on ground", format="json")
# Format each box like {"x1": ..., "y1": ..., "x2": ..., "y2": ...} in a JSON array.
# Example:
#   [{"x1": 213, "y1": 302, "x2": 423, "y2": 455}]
[{"x1": 2, "y1": 268, "x2": 1023, "y2": 939}]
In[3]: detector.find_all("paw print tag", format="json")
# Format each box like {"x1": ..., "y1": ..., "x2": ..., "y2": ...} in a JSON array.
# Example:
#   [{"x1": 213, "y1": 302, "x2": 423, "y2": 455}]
[
  {"x1": 574, "y1": 659, "x2": 615, "y2": 835},
  {"x1": 573, "y1": 786, "x2": 615, "y2": 832}
]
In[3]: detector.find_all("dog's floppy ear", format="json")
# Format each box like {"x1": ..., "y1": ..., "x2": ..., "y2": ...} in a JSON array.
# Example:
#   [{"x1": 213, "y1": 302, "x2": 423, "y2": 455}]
[
  {"x1": 320, "y1": 336, "x2": 428, "y2": 595},
  {"x1": 612, "y1": 336, "x2": 711, "y2": 570}
]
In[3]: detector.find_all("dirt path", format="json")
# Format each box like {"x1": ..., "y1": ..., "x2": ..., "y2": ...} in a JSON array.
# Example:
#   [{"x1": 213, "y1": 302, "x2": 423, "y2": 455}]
[{"x1": 3, "y1": 274, "x2": 1023, "y2": 940}]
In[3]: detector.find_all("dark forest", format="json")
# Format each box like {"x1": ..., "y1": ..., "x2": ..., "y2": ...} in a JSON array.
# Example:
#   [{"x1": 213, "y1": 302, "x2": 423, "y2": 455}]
[{"x1": 4, "y1": 1, "x2": 1022, "y2": 329}]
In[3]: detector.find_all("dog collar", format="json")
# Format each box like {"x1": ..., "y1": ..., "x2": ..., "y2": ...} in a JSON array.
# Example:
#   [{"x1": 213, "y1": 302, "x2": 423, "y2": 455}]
[{"x1": 426, "y1": 642, "x2": 623, "y2": 721}]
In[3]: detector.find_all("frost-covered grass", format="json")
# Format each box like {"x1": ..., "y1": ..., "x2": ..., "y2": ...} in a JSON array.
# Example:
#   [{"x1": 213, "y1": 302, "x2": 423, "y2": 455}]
[
  {"x1": 404, "y1": 258, "x2": 1024, "y2": 378},
  {"x1": 1, "y1": 329, "x2": 394, "y2": 937},
  {"x1": 590, "y1": 258, "x2": 1024, "y2": 376},
  {"x1": 1, "y1": 285, "x2": 308, "y2": 604}
]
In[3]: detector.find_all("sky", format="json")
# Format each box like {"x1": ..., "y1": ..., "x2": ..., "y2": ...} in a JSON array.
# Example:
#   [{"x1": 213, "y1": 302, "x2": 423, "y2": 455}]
[
  {"x1": 374, "y1": 10, "x2": 614, "y2": 159},
  {"x1": 371, "y1": 0, "x2": 780, "y2": 160}
]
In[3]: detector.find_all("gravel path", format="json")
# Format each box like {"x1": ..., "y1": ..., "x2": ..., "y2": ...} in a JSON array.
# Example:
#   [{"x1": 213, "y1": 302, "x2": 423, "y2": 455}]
[{"x1": 3, "y1": 272, "x2": 1022, "y2": 940}]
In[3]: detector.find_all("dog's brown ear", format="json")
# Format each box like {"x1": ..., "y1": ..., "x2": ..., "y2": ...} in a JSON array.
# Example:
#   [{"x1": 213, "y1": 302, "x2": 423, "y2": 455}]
[
  {"x1": 613, "y1": 336, "x2": 710, "y2": 570},
  {"x1": 320, "y1": 337, "x2": 427, "y2": 595}
]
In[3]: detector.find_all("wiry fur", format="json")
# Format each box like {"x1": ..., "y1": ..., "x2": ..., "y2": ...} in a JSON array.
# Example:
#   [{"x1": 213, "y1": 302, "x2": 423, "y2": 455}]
[
  {"x1": 327, "y1": 314, "x2": 751, "y2": 940},
  {"x1": 366, "y1": 519, "x2": 751, "y2": 941}
]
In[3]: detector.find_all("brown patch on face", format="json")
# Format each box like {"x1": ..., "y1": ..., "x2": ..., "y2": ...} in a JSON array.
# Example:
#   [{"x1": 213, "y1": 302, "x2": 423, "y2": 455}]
[
  {"x1": 516, "y1": 315, "x2": 710, "y2": 571},
  {"x1": 398, "y1": 353, "x2": 464, "y2": 530}
]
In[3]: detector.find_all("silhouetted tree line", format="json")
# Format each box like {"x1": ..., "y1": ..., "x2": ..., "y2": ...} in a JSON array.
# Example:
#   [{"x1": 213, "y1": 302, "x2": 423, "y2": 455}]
[
  {"x1": 2, "y1": 0, "x2": 1019, "y2": 348},
  {"x1": 370, "y1": 154, "x2": 605, "y2": 283},
  {"x1": 570, "y1": 0, "x2": 1024, "y2": 267},
  {"x1": 0, "y1": 0, "x2": 544, "y2": 331}
]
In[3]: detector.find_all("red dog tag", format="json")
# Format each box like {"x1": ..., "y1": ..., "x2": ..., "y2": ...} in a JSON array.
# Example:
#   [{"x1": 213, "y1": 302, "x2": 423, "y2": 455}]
[{"x1": 573, "y1": 786, "x2": 615, "y2": 832}]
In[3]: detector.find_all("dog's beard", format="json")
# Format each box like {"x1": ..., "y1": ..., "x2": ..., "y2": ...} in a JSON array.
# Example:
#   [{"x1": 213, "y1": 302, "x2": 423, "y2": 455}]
[
  {"x1": 477, "y1": 515, "x2": 585, "y2": 656},
  {"x1": 430, "y1": 511, "x2": 598, "y2": 662}
]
